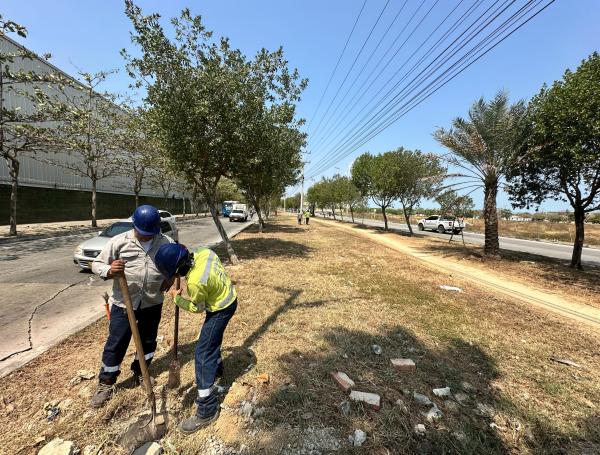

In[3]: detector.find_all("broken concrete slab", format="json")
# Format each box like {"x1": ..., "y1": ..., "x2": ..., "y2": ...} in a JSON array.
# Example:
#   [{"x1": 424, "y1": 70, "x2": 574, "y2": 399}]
[
  {"x1": 413, "y1": 392, "x2": 432, "y2": 407},
  {"x1": 414, "y1": 424, "x2": 426, "y2": 436},
  {"x1": 390, "y1": 358, "x2": 416, "y2": 372},
  {"x1": 132, "y1": 441, "x2": 163, "y2": 455},
  {"x1": 433, "y1": 387, "x2": 451, "y2": 398},
  {"x1": 38, "y1": 438, "x2": 76, "y2": 455},
  {"x1": 349, "y1": 390, "x2": 381, "y2": 410},
  {"x1": 439, "y1": 285, "x2": 462, "y2": 292},
  {"x1": 422, "y1": 404, "x2": 443, "y2": 422},
  {"x1": 331, "y1": 371, "x2": 355, "y2": 392},
  {"x1": 350, "y1": 429, "x2": 367, "y2": 447}
]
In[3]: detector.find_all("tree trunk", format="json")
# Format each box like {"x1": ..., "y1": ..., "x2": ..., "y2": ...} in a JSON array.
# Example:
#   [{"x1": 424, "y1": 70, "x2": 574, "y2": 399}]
[
  {"x1": 381, "y1": 206, "x2": 388, "y2": 230},
  {"x1": 182, "y1": 197, "x2": 186, "y2": 218},
  {"x1": 256, "y1": 210, "x2": 265, "y2": 233},
  {"x1": 350, "y1": 205, "x2": 355, "y2": 223},
  {"x1": 8, "y1": 158, "x2": 19, "y2": 236},
  {"x1": 483, "y1": 179, "x2": 499, "y2": 256},
  {"x1": 570, "y1": 206, "x2": 585, "y2": 270},
  {"x1": 91, "y1": 178, "x2": 98, "y2": 228},
  {"x1": 339, "y1": 205, "x2": 344, "y2": 221},
  {"x1": 331, "y1": 206, "x2": 337, "y2": 220},
  {"x1": 134, "y1": 191, "x2": 140, "y2": 209},
  {"x1": 202, "y1": 186, "x2": 238, "y2": 264},
  {"x1": 402, "y1": 204, "x2": 413, "y2": 236}
]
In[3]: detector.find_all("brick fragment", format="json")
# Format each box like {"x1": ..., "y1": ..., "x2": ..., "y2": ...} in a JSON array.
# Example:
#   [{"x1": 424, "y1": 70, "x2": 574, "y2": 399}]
[
  {"x1": 391, "y1": 358, "x2": 416, "y2": 372},
  {"x1": 349, "y1": 390, "x2": 381, "y2": 410},
  {"x1": 330, "y1": 371, "x2": 355, "y2": 392}
]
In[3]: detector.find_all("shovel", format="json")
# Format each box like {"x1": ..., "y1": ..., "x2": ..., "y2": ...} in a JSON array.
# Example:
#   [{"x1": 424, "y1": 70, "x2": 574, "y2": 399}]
[
  {"x1": 167, "y1": 276, "x2": 181, "y2": 389},
  {"x1": 116, "y1": 273, "x2": 166, "y2": 451}
]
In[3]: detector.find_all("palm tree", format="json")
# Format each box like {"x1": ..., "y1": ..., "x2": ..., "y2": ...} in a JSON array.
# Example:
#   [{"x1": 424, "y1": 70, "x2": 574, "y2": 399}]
[{"x1": 433, "y1": 91, "x2": 525, "y2": 257}]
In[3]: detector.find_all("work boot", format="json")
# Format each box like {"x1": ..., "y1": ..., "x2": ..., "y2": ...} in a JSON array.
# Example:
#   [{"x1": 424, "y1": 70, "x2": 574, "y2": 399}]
[
  {"x1": 90, "y1": 382, "x2": 115, "y2": 408},
  {"x1": 179, "y1": 410, "x2": 220, "y2": 435}
]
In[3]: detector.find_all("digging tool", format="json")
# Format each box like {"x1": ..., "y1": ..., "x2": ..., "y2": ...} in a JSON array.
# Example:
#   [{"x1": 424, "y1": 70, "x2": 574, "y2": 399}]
[
  {"x1": 116, "y1": 273, "x2": 166, "y2": 451},
  {"x1": 102, "y1": 292, "x2": 110, "y2": 320},
  {"x1": 167, "y1": 276, "x2": 181, "y2": 389}
]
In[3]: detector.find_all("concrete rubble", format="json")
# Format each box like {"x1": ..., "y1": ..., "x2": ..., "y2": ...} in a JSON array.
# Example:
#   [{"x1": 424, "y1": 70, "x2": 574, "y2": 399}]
[
  {"x1": 330, "y1": 371, "x2": 355, "y2": 392},
  {"x1": 38, "y1": 438, "x2": 76, "y2": 455},
  {"x1": 390, "y1": 358, "x2": 416, "y2": 372},
  {"x1": 349, "y1": 390, "x2": 381, "y2": 410}
]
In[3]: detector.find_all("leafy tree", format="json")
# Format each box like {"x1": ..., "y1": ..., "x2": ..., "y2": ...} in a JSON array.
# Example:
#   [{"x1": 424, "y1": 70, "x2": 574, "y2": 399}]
[
  {"x1": 499, "y1": 208, "x2": 512, "y2": 220},
  {"x1": 507, "y1": 53, "x2": 600, "y2": 269},
  {"x1": 394, "y1": 149, "x2": 445, "y2": 235},
  {"x1": 436, "y1": 190, "x2": 475, "y2": 217},
  {"x1": 0, "y1": 17, "x2": 64, "y2": 235},
  {"x1": 284, "y1": 193, "x2": 301, "y2": 211},
  {"x1": 434, "y1": 91, "x2": 526, "y2": 256},
  {"x1": 335, "y1": 175, "x2": 363, "y2": 223},
  {"x1": 41, "y1": 70, "x2": 122, "y2": 227}
]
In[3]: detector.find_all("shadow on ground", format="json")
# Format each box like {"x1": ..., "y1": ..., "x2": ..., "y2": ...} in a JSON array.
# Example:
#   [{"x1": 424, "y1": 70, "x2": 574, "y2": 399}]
[{"x1": 221, "y1": 237, "x2": 313, "y2": 261}]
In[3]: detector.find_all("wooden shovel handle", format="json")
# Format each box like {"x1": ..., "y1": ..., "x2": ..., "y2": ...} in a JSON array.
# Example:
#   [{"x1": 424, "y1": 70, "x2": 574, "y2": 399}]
[
  {"x1": 116, "y1": 273, "x2": 155, "y2": 408},
  {"x1": 173, "y1": 277, "x2": 180, "y2": 361}
]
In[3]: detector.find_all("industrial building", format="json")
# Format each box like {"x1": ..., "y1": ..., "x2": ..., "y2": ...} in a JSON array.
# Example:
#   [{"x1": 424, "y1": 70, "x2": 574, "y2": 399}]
[{"x1": 0, "y1": 34, "x2": 185, "y2": 224}]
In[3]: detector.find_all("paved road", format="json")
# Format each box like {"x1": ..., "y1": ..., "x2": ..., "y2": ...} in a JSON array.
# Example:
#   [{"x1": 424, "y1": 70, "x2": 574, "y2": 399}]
[
  {"x1": 318, "y1": 215, "x2": 600, "y2": 266},
  {"x1": 0, "y1": 216, "x2": 253, "y2": 377}
]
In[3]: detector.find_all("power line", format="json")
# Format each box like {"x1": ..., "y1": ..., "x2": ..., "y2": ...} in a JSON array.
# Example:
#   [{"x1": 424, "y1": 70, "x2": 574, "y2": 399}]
[
  {"x1": 306, "y1": 0, "x2": 517, "y2": 177},
  {"x1": 306, "y1": 0, "x2": 554, "y2": 180},
  {"x1": 304, "y1": 0, "x2": 367, "y2": 133},
  {"x1": 308, "y1": 0, "x2": 392, "y2": 144}
]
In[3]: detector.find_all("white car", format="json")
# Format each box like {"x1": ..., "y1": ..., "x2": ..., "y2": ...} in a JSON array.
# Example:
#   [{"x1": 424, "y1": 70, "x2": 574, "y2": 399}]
[
  {"x1": 73, "y1": 217, "x2": 179, "y2": 270},
  {"x1": 158, "y1": 209, "x2": 176, "y2": 224},
  {"x1": 417, "y1": 215, "x2": 465, "y2": 234}
]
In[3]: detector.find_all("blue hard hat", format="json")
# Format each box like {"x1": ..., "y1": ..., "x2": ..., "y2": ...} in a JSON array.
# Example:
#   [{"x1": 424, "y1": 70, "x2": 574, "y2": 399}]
[
  {"x1": 132, "y1": 205, "x2": 161, "y2": 236},
  {"x1": 155, "y1": 243, "x2": 190, "y2": 279}
]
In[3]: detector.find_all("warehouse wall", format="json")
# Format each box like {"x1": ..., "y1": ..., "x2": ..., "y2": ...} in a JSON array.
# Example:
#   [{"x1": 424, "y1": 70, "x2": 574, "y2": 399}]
[{"x1": 0, "y1": 184, "x2": 185, "y2": 225}]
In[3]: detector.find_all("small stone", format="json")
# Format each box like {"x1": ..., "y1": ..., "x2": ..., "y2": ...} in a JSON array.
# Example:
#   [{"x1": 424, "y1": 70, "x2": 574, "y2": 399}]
[
  {"x1": 371, "y1": 344, "x2": 382, "y2": 355},
  {"x1": 395, "y1": 399, "x2": 408, "y2": 413},
  {"x1": 132, "y1": 441, "x2": 163, "y2": 455},
  {"x1": 352, "y1": 429, "x2": 367, "y2": 447},
  {"x1": 339, "y1": 400, "x2": 351, "y2": 417},
  {"x1": 413, "y1": 392, "x2": 432, "y2": 406},
  {"x1": 461, "y1": 381, "x2": 475, "y2": 392},
  {"x1": 476, "y1": 403, "x2": 495, "y2": 417},
  {"x1": 349, "y1": 390, "x2": 381, "y2": 410},
  {"x1": 342, "y1": 353, "x2": 349, "y2": 359},
  {"x1": 82, "y1": 446, "x2": 96, "y2": 455},
  {"x1": 422, "y1": 405, "x2": 443, "y2": 422},
  {"x1": 38, "y1": 438, "x2": 76, "y2": 455},
  {"x1": 330, "y1": 371, "x2": 355, "y2": 392},
  {"x1": 433, "y1": 387, "x2": 451, "y2": 398},
  {"x1": 453, "y1": 392, "x2": 469, "y2": 403},
  {"x1": 414, "y1": 424, "x2": 426, "y2": 436},
  {"x1": 402, "y1": 389, "x2": 411, "y2": 397},
  {"x1": 257, "y1": 373, "x2": 270, "y2": 384},
  {"x1": 34, "y1": 436, "x2": 46, "y2": 445},
  {"x1": 439, "y1": 285, "x2": 462, "y2": 292},
  {"x1": 302, "y1": 412, "x2": 313, "y2": 420},
  {"x1": 391, "y1": 358, "x2": 416, "y2": 372},
  {"x1": 240, "y1": 401, "x2": 253, "y2": 417}
]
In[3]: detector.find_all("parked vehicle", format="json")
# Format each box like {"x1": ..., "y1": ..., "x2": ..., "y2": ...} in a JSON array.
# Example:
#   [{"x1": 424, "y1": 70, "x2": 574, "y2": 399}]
[
  {"x1": 229, "y1": 203, "x2": 249, "y2": 222},
  {"x1": 73, "y1": 217, "x2": 179, "y2": 269},
  {"x1": 158, "y1": 209, "x2": 176, "y2": 224},
  {"x1": 222, "y1": 200, "x2": 239, "y2": 217},
  {"x1": 417, "y1": 215, "x2": 465, "y2": 234}
]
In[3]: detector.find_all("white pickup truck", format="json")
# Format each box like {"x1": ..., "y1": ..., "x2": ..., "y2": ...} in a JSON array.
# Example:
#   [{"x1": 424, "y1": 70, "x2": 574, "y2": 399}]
[{"x1": 417, "y1": 215, "x2": 465, "y2": 234}]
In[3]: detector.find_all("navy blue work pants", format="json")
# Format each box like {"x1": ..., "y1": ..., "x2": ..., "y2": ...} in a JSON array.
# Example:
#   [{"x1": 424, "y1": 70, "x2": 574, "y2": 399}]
[
  {"x1": 99, "y1": 304, "x2": 163, "y2": 384},
  {"x1": 195, "y1": 300, "x2": 237, "y2": 418}
]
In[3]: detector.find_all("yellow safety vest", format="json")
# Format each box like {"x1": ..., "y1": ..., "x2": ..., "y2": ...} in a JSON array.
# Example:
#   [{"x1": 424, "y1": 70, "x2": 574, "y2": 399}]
[{"x1": 174, "y1": 247, "x2": 237, "y2": 313}]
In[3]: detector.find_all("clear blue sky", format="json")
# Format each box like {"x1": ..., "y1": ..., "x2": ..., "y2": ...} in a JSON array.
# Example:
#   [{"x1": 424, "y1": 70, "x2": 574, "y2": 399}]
[{"x1": 4, "y1": 0, "x2": 599, "y2": 211}]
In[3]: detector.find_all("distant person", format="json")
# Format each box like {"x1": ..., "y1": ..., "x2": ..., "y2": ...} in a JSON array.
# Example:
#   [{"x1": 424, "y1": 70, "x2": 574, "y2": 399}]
[
  {"x1": 154, "y1": 243, "x2": 237, "y2": 434},
  {"x1": 304, "y1": 209, "x2": 311, "y2": 225},
  {"x1": 297, "y1": 211, "x2": 303, "y2": 225},
  {"x1": 90, "y1": 205, "x2": 173, "y2": 408}
]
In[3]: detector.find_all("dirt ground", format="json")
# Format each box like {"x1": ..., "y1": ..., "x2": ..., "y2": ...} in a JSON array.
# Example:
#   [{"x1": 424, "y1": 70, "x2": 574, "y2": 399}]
[{"x1": 1, "y1": 217, "x2": 599, "y2": 454}]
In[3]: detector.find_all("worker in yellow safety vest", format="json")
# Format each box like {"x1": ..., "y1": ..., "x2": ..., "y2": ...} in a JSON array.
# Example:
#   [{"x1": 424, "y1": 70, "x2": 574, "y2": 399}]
[{"x1": 154, "y1": 243, "x2": 237, "y2": 434}]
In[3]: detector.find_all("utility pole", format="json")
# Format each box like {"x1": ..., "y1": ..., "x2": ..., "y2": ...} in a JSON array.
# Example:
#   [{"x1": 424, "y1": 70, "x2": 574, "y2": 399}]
[{"x1": 300, "y1": 173, "x2": 305, "y2": 212}]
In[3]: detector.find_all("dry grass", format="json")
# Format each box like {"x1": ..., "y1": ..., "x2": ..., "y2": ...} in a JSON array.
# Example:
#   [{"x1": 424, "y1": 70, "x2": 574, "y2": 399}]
[{"x1": 1, "y1": 218, "x2": 600, "y2": 454}]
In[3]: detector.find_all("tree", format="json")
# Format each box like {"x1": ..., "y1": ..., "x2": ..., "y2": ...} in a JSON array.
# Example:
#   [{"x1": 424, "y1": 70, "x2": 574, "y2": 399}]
[
  {"x1": 434, "y1": 91, "x2": 526, "y2": 256},
  {"x1": 352, "y1": 150, "x2": 414, "y2": 231},
  {"x1": 507, "y1": 53, "x2": 600, "y2": 269},
  {"x1": 394, "y1": 150, "x2": 445, "y2": 235},
  {"x1": 117, "y1": 105, "x2": 154, "y2": 208},
  {"x1": 336, "y1": 175, "x2": 363, "y2": 223},
  {"x1": 125, "y1": 3, "x2": 299, "y2": 262},
  {"x1": 436, "y1": 190, "x2": 475, "y2": 217},
  {"x1": 41, "y1": 70, "x2": 122, "y2": 227},
  {"x1": 0, "y1": 17, "x2": 64, "y2": 235},
  {"x1": 499, "y1": 208, "x2": 512, "y2": 220}
]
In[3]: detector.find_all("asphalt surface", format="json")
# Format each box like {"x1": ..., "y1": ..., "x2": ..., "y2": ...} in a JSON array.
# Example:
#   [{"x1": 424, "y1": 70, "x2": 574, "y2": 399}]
[
  {"x1": 0, "y1": 216, "x2": 253, "y2": 377},
  {"x1": 319, "y1": 215, "x2": 600, "y2": 266}
]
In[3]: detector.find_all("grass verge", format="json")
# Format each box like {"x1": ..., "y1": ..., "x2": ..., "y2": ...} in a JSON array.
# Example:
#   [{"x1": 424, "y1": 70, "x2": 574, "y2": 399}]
[{"x1": 0, "y1": 218, "x2": 599, "y2": 454}]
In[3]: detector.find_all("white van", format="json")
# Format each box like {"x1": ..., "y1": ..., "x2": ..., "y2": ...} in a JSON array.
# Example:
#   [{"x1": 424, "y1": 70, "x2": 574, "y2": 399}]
[{"x1": 229, "y1": 203, "x2": 249, "y2": 222}]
